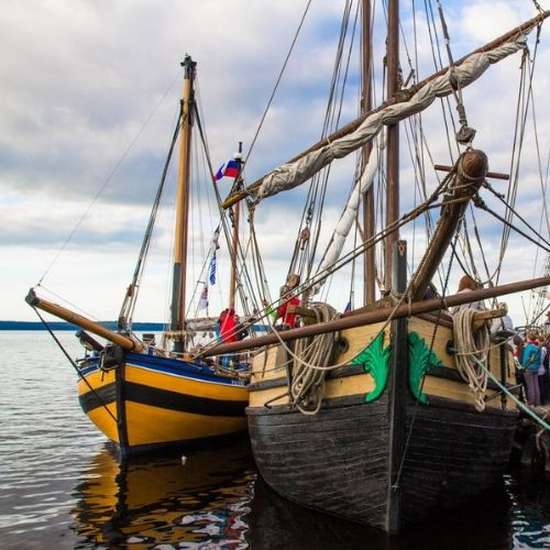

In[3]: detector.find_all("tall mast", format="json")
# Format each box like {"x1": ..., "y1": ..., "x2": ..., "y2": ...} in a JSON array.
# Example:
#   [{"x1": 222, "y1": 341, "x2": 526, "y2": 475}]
[
  {"x1": 171, "y1": 55, "x2": 196, "y2": 351},
  {"x1": 384, "y1": 0, "x2": 400, "y2": 292},
  {"x1": 362, "y1": 0, "x2": 376, "y2": 305},
  {"x1": 228, "y1": 142, "x2": 243, "y2": 311}
]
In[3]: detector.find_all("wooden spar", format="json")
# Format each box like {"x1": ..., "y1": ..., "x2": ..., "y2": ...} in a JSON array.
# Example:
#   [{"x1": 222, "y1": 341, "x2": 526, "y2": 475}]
[
  {"x1": 409, "y1": 149, "x2": 488, "y2": 301},
  {"x1": 229, "y1": 143, "x2": 243, "y2": 311},
  {"x1": 472, "y1": 304, "x2": 507, "y2": 331},
  {"x1": 25, "y1": 289, "x2": 144, "y2": 352},
  {"x1": 384, "y1": 0, "x2": 400, "y2": 292},
  {"x1": 201, "y1": 274, "x2": 550, "y2": 356},
  {"x1": 171, "y1": 55, "x2": 196, "y2": 350},
  {"x1": 221, "y1": 10, "x2": 549, "y2": 209},
  {"x1": 229, "y1": 200, "x2": 240, "y2": 310},
  {"x1": 362, "y1": 0, "x2": 376, "y2": 305},
  {"x1": 434, "y1": 164, "x2": 509, "y2": 181}
]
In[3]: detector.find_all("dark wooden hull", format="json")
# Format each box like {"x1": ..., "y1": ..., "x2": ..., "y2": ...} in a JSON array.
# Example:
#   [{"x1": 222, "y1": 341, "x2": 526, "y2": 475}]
[
  {"x1": 248, "y1": 392, "x2": 517, "y2": 532},
  {"x1": 247, "y1": 307, "x2": 521, "y2": 533},
  {"x1": 400, "y1": 396, "x2": 517, "y2": 525},
  {"x1": 249, "y1": 394, "x2": 390, "y2": 530}
]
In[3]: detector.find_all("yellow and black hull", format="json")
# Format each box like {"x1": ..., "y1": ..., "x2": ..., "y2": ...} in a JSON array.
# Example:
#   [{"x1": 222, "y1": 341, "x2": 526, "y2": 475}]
[{"x1": 78, "y1": 352, "x2": 248, "y2": 456}]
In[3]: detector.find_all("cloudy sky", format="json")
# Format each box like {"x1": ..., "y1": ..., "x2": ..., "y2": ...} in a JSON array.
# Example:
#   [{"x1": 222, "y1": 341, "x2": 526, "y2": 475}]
[{"x1": 2, "y1": 0, "x2": 550, "y2": 324}]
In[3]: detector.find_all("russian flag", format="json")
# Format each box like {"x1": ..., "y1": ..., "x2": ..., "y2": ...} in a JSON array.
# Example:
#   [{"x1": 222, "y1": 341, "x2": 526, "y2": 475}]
[
  {"x1": 214, "y1": 159, "x2": 240, "y2": 182},
  {"x1": 214, "y1": 163, "x2": 225, "y2": 182},
  {"x1": 223, "y1": 159, "x2": 240, "y2": 179}
]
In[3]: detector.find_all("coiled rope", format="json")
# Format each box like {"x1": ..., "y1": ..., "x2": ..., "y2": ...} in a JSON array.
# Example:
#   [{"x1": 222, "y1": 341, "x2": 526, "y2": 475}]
[
  {"x1": 289, "y1": 303, "x2": 338, "y2": 415},
  {"x1": 453, "y1": 307, "x2": 490, "y2": 412}
]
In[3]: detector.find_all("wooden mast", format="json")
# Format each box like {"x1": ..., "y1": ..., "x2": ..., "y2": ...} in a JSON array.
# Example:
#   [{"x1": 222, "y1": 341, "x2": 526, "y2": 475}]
[
  {"x1": 384, "y1": 0, "x2": 400, "y2": 292},
  {"x1": 171, "y1": 55, "x2": 196, "y2": 352},
  {"x1": 362, "y1": 0, "x2": 376, "y2": 305},
  {"x1": 228, "y1": 142, "x2": 243, "y2": 311}
]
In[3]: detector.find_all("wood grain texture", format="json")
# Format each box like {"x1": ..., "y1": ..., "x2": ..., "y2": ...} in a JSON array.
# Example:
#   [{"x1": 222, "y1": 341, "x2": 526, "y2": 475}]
[
  {"x1": 249, "y1": 372, "x2": 374, "y2": 407},
  {"x1": 399, "y1": 396, "x2": 517, "y2": 527},
  {"x1": 248, "y1": 394, "x2": 390, "y2": 531},
  {"x1": 249, "y1": 392, "x2": 517, "y2": 531}
]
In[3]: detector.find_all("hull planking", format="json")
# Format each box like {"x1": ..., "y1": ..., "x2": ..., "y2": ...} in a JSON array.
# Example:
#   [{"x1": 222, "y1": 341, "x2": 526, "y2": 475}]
[
  {"x1": 77, "y1": 352, "x2": 248, "y2": 456},
  {"x1": 247, "y1": 315, "x2": 519, "y2": 533}
]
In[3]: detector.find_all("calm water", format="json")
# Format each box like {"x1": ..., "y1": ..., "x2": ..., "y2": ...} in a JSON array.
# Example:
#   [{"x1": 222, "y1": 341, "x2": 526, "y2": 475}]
[{"x1": 2, "y1": 331, "x2": 550, "y2": 549}]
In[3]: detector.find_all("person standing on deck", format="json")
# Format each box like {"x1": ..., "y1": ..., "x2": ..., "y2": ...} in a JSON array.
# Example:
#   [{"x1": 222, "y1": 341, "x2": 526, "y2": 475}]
[
  {"x1": 218, "y1": 308, "x2": 239, "y2": 368},
  {"x1": 513, "y1": 334, "x2": 527, "y2": 402},
  {"x1": 522, "y1": 333, "x2": 542, "y2": 406},
  {"x1": 452, "y1": 275, "x2": 485, "y2": 314},
  {"x1": 275, "y1": 274, "x2": 301, "y2": 330},
  {"x1": 540, "y1": 336, "x2": 550, "y2": 404}
]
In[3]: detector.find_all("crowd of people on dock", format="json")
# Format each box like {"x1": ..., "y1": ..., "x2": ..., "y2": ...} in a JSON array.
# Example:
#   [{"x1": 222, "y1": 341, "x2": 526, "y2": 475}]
[{"x1": 514, "y1": 328, "x2": 550, "y2": 407}]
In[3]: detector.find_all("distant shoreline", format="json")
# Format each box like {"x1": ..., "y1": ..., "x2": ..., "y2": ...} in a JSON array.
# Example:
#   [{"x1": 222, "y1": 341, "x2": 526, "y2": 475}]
[{"x1": 0, "y1": 321, "x2": 165, "y2": 331}]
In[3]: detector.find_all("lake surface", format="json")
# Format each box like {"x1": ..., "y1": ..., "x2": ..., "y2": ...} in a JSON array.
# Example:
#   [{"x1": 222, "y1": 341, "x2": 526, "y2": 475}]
[{"x1": 2, "y1": 331, "x2": 550, "y2": 549}]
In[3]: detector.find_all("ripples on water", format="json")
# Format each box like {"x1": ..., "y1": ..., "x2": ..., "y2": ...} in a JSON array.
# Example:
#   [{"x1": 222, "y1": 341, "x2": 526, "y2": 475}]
[{"x1": 2, "y1": 331, "x2": 550, "y2": 549}]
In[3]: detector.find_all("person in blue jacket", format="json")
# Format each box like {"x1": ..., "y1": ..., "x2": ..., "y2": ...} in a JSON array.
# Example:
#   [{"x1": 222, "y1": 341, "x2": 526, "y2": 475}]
[{"x1": 522, "y1": 333, "x2": 542, "y2": 406}]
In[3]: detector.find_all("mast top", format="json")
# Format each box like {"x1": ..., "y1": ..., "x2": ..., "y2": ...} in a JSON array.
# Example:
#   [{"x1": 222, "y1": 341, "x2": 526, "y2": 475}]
[{"x1": 181, "y1": 54, "x2": 197, "y2": 77}]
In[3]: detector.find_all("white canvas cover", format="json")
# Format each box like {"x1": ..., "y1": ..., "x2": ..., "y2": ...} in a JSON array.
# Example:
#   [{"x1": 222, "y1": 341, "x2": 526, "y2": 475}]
[
  {"x1": 314, "y1": 139, "x2": 383, "y2": 289},
  {"x1": 251, "y1": 38, "x2": 525, "y2": 204}
]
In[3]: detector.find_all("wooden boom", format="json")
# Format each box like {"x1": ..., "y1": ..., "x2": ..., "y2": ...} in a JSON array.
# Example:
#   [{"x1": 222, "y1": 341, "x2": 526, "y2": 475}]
[
  {"x1": 201, "y1": 275, "x2": 550, "y2": 357},
  {"x1": 26, "y1": 289, "x2": 144, "y2": 352},
  {"x1": 222, "y1": 10, "x2": 549, "y2": 209},
  {"x1": 409, "y1": 149, "x2": 487, "y2": 301}
]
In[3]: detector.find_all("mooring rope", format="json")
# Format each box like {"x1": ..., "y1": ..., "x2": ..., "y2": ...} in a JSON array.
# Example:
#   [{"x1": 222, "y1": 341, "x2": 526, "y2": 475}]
[{"x1": 473, "y1": 356, "x2": 550, "y2": 432}]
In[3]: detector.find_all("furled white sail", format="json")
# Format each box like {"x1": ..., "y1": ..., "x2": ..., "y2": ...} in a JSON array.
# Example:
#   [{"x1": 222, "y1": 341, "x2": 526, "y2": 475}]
[
  {"x1": 314, "y1": 139, "x2": 383, "y2": 292},
  {"x1": 251, "y1": 38, "x2": 526, "y2": 204}
]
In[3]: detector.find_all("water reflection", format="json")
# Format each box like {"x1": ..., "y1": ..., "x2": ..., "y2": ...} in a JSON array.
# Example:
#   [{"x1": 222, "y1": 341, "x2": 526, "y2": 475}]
[
  {"x1": 71, "y1": 442, "x2": 255, "y2": 549},
  {"x1": 70, "y1": 443, "x2": 538, "y2": 550},
  {"x1": 5, "y1": 332, "x2": 550, "y2": 548},
  {"x1": 508, "y1": 473, "x2": 550, "y2": 548},
  {"x1": 249, "y1": 477, "x2": 513, "y2": 550}
]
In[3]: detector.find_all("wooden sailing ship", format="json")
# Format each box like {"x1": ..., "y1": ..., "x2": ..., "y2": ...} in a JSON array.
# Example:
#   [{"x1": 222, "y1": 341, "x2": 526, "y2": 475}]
[
  {"x1": 26, "y1": 56, "x2": 249, "y2": 457},
  {"x1": 199, "y1": 4, "x2": 550, "y2": 533},
  {"x1": 26, "y1": 0, "x2": 550, "y2": 533}
]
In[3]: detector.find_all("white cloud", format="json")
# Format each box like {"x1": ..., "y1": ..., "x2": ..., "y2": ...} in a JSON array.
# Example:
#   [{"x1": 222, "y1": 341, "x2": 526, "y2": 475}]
[{"x1": 2, "y1": 0, "x2": 550, "y2": 323}]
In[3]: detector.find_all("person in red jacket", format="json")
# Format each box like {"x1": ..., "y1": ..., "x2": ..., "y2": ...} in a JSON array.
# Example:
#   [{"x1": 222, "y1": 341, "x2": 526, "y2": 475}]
[
  {"x1": 276, "y1": 274, "x2": 301, "y2": 329},
  {"x1": 217, "y1": 308, "x2": 241, "y2": 369},
  {"x1": 219, "y1": 308, "x2": 238, "y2": 343}
]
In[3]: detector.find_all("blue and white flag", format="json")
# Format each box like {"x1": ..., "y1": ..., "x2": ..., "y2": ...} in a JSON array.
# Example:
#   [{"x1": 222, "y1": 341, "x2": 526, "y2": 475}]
[
  {"x1": 208, "y1": 252, "x2": 217, "y2": 285},
  {"x1": 344, "y1": 300, "x2": 352, "y2": 313},
  {"x1": 198, "y1": 284, "x2": 209, "y2": 310}
]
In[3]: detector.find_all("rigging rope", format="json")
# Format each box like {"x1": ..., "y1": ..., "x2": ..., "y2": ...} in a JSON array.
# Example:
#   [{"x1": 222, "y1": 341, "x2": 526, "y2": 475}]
[
  {"x1": 435, "y1": 0, "x2": 475, "y2": 144},
  {"x1": 453, "y1": 307, "x2": 490, "y2": 412},
  {"x1": 496, "y1": 31, "x2": 541, "y2": 286},
  {"x1": 288, "y1": 0, "x2": 359, "y2": 288},
  {"x1": 193, "y1": 104, "x2": 263, "y2": 320},
  {"x1": 474, "y1": 196, "x2": 550, "y2": 253},
  {"x1": 289, "y1": 303, "x2": 338, "y2": 414},
  {"x1": 118, "y1": 108, "x2": 183, "y2": 329},
  {"x1": 32, "y1": 306, "x2": 118, "y2": 423},
  {"x1": 38, "y1": 74, "x2": 180, "y2": 286},
  {"x1": 196, "y1": 172, "x2": 456, "y2": 354},
  {"x1": 244, "y1": 0, "x2": 313, "y2": 166}
]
